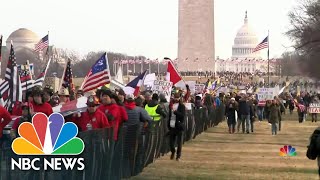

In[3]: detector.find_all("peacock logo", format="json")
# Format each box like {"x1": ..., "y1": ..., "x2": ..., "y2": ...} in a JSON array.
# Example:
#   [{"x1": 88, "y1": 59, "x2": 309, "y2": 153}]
[
  {"x1": 279, "y1": 145, "x2": 297, "y2": 157},
  {"x1": 12, "y1": 113, "x2": 84, "y2": 155}
]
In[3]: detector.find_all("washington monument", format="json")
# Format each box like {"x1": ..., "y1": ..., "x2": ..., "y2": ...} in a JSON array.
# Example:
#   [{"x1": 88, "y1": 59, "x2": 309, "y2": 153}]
[{"x1": 177, "y1": 0, "x2": 215, "y2": 72}]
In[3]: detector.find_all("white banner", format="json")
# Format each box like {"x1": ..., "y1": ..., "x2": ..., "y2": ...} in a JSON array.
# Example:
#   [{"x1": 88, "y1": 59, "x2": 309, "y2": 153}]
[
  {"x1": 257, "y1": 88, "x2": 278, "y2": 101},
  {"x1": 195, "y1": 84, "x2": 205, "y2": 93},
  {"x1": 175, "y1": 81, "x2": 195, "y2": 93},
  {"x1": 151, "y1": 80, "x2": 173, "y2": 102},
  {"x1": 144, "y1": 73, "x2": 157, "y2": 86},
  {"x1": 309, "y1": 103, "x2": 320, "y2": 113}
]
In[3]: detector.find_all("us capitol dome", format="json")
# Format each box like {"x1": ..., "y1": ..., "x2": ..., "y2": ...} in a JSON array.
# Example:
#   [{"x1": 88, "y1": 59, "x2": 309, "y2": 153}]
[
  {"x1": 6, "y1": 28, "x2": 39, "y2": 50},
  {"x1": 231, "y1": 11, "x2": 261, "y2": 59},
  {"x1": 215, "y1": 11, "x2": 274, "y2": 73}
]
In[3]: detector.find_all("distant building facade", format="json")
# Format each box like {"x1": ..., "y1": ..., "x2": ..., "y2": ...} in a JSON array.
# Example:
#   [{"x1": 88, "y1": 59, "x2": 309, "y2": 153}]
[
  {"x1": 2, "y1": 28, "x2": 65, "y2": 64},
  {"x1": 215, "y1": 12, "x2": 276, "y2": 73},
  {"x1": 6, "y1": 28, "x2": 40, "y2": 50}
]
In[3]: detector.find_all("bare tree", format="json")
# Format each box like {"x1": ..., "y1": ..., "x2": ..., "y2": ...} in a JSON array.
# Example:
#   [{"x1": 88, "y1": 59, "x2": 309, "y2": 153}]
[{"x1": 287, "y1": 0, "x2": 320, "y2": 78}]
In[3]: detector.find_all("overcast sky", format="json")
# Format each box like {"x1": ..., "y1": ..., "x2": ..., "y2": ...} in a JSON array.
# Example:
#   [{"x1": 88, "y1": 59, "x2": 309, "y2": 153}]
[{"x1": 0, "y1": 0, "x2": 298, "y2": 59}]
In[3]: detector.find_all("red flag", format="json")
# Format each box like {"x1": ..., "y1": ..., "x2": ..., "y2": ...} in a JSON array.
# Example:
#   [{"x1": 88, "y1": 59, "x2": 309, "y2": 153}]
[{"x1": 166, "y1": 60, "x2": 182, "y2": 85}]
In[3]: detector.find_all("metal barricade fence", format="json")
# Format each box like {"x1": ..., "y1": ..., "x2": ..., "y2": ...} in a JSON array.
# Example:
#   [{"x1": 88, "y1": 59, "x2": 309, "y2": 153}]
[{"x1": 0, "y1": 104, "x2": 224, "y2": 180}]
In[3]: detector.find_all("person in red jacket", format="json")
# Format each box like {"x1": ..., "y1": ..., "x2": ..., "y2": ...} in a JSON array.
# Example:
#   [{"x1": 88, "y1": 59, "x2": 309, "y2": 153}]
[
  {"x1": 74, "y1": 95, "x2": 110, "y2": 131},
  {"x1": 0, "y1": 105, "x2": 12, "y2": 138},
  {"x1": 10, "y1": 102, "x2": 32, "y2": 138},
  {"x1": 98, "y1": 89, "x2": 128, "y2": 140},
  {"x1": 31, "y1": 86, "x2": 53, "y2": 116},
  {"x1": 11, "y1": 101, "x2": 22, "y2": 116}
]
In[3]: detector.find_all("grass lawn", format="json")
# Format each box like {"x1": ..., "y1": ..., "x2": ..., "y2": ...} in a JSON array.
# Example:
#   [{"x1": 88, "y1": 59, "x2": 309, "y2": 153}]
[{"x1": 131, "y1": 112, "x2": 320, "y2": 180}]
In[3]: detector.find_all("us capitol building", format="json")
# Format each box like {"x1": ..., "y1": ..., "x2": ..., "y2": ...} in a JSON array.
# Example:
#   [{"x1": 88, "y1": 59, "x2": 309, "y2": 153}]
[
  {"x1": 1, "y1": 28, "x2": 65, "y2": 64},
  {"x1": 215, "y1": 12, "x2": 277, "y2": 73}
]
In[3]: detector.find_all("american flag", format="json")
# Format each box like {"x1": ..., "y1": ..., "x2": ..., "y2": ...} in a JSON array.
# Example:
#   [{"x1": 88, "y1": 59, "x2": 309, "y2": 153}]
[
  {"x1": 33, "y1": 57, "x2": 51, "y2": 87},
  {"x1": 253, "y1": 36, "x2": 268, "y2": 52},
  {"x1": 19, "y1": 63, "x2": 34, "y2": 91},
  {"x1": 0, "y1": 79, "x2": 9, "y2": 104},
  {"x1": 61, "y1": 59, "x2": 75, "y2": 95},
  {"x1": 82, "y1": 52, "x2": 110, "y2": 92},
  {"x1": 6, "y1": 43, "x2": 22, "y2": 110},
  {"x1": 34, "y1": 34, "x2": 49, "y2": 52}
]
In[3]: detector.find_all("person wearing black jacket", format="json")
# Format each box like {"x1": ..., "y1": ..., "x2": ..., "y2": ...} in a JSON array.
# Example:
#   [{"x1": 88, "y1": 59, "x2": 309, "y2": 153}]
[
  {"x1": 238, "y1": 95, "x2": 253, "y2": 133},
  {"x1": 168, "y1": 93, "x2": 186, "y2": 161}
]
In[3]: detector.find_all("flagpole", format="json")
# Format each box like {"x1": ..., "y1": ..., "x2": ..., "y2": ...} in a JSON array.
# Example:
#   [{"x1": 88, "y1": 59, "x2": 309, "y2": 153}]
[
  {"x1": 0, "y1": 35, "x2": 2, "y2": 77},
  {"x1": 267, "y1": 30, "x2": 270, "y2": 87},
  {"x1": 24, "y1": 62, "x2": 30, "y2": 117}
]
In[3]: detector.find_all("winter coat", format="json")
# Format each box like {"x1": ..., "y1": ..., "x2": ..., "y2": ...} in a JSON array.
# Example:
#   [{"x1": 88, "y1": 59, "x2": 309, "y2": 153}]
[
  {"x1": 269, "y1": 104, "x2": 281, "y2": 124},
  {"x1": 125, "y1": 102, "x2": 152, "y2": 125},
  {"x1": 168, "y1": 103, "x2": 186, "y2": 131},
  {"x1": 226, "y1": 102, "x2": 238, "y2": 121},
  {"x1": 203, "y1": 94, "x2": 214, "y2": 107},
  {"x1": 239, "y1": 99, "x2": 250, "y2": 116},
  {"x1": 146, "y1": 100, "x2": 167, "y2": 118},
  {"x1": 264, "y1": 103, "x2": 271, "y2": 118},
  {"x1": 288, "y1": 100, "x2": 295, "y2": 110}
]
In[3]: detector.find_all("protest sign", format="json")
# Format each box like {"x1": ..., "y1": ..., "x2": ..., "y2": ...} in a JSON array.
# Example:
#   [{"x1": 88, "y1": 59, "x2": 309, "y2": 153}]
[
  {"x1": 308, "y1": 103, "x2": 320, "y2": 113},
  {"x1": 151, "y1": 80, "x2": 173, "y2": 102},
  {"x1": 195, "y1": 84, "x2": 205, "y2": 93},
  {"x1": 257, "y1": 88, "x2": 278, "y2": 101}
]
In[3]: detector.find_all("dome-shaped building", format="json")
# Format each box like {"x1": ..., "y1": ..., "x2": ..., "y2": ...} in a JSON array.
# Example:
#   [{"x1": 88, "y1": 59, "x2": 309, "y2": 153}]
[
  {"x1": 232, "y1": 11, "x2": 260, "y2": 59},
  {"x1": 215, "y1": 11, "x2": 275, "y2": 73},
  {"x1": 6, "y1": 28, "x2": 39, "y2": 50}
]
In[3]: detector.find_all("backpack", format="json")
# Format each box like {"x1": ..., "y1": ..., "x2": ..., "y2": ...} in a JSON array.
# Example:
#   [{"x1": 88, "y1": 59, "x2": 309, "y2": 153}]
[{"x1": 306, "y1": 130, "x2": 320, "y2": 160}]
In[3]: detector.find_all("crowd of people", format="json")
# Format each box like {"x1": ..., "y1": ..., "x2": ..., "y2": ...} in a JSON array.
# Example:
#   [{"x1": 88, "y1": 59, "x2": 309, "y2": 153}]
[
  {"x1": 0, "y1": 84, "x2": 195, "y2": 162},
  {"x1": 1, "y1": 80, "x2": 320, "y2": 177}
]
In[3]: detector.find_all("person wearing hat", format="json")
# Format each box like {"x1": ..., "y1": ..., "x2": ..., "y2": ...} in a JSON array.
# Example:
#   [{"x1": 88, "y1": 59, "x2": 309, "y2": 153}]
[
  {"x1": 124, "y1": 93, "x2": 151, "y2": 125},
  {"x1": 123, "y1": 93, "x2": 151, "y2": 175},
  {"x1": 116, "y1": 89, "x2": 126, "y2": 106},
  {"x1": 59, "y1": 88, "x2": 70, "y2": 105},
  {"x1": 0, "y1": 105, "x2": 12, "y2": 139},
  {"x1": 168, "y1": 92, "x2": 185, "y2": 161},
  {"x1": 98, "y1": 89, "x2": 128, "y2": 140},
  {"x1": 195, "y1": 94, "x2": 203, "y2": 109},
  {"x1": 43, "y1": 85, "x2": 54, "y2": 103},
  {"x1": 76, "y1": 89, "x2": 84, "y2": 99},
  {"x1": 31, "y1": 86, "x2": 53, "y2": 116},
  {"x1": 74, "y1": 95, "x2": 110, "y2": 131},
  {"x1": 145, "y1": 93, "x2": 167, "y2": 122},
  {"x1": 225, "y1": 97, "x2": 238, "y2": 134},
  {"x1": 26, "y1": 88, "x2": 34, "y2": 103},
  {"x1": 143, "y1": 92, "x2": 152, "y2": 107}
]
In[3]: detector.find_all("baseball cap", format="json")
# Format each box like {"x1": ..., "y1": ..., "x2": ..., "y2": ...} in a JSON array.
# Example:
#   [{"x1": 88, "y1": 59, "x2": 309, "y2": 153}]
[{"x1": 126, "y1": 93, "x2": 134, "y2": 100}]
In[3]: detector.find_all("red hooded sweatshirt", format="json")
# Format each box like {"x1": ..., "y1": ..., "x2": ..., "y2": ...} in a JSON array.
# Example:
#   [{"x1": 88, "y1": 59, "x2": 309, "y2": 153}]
[
  {"x1": 75, "y1": 109, "x2": 111, "y2": 131},
  {"x1": 98, "y1": 103, "x2": 128, "y2": 140},
  {"x1": 32, "y1": 102, "x2": 53, "y2": 116},
  {"x1": 0, "y1": 106, "x2": 12, "y2": 138}
]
